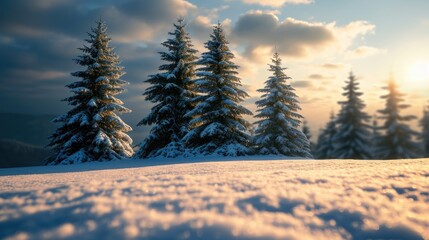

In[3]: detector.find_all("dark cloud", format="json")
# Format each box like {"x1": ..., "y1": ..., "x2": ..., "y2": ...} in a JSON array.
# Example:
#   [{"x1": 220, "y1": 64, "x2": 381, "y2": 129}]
[
  {"x1": 0, "y1": 0, "x2": 194, "y2": 100},
  {"x1": 232, "y1": 11, "x2": 335, "y2": 59},
  {"x1": 119, "y1": 0, "x2": 196, "y2": 24},
  {"x1": 0, "y1": 0, "x2": 197, "y2": 143}
]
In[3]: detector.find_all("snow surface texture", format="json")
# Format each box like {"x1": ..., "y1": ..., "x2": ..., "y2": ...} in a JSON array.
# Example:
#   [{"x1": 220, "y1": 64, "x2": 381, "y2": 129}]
[{"x1": 0, "y1": 158, "x2": 428, "y2": 239}]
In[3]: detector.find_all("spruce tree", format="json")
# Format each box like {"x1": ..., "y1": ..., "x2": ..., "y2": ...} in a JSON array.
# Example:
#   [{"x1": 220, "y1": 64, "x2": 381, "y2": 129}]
[
  {"x1": 374, "y1": 79, "x2": 420, "y2": 159},
  {"x1": 48, "y1": 21, "x2": 133, "y2": 164},
  {"x1": 370, "y1": 114, "x2": 381, "y2": 158},
  {"x1": 137, "y1": 18, "x2": 198, "y2": 158},
  {"x1": 315, "y1": 112, "x2": 337, "y2": 159},
  {"x1": 183, "y1": 23, "x2": 253, "y2": 156},
  {"x1": 302, "y1": 119, "x2": 312, "y2": 149},
  {"x1": 420, "y1": 105, "x2": 429, "y2": 157},
  {"x1": 332, "y1": 72, "x2": 372, "y2": 159},
  {"x1": 253, "y1": 52, "x2": 312, "y2": 158}
]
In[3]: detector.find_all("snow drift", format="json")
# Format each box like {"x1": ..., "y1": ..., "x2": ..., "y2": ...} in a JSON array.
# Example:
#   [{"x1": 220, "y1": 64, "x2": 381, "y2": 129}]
[{"x1": 0, "y1": 158, "x2": 428, "y2": 239}]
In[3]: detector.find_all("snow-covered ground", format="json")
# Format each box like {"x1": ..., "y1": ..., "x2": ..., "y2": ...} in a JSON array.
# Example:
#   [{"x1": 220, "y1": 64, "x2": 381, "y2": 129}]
[{"x1": 0, "y1": 158, "x2": 428, "y2": 239}]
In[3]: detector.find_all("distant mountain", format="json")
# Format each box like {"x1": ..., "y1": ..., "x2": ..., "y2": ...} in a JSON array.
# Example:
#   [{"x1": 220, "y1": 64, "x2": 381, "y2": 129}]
[
  {"x1": 0, "y1": 112, "x2": 57, "y2": 146},
  {"x1": 0, "y1": 139, "x2": 49, "y2": 168}
]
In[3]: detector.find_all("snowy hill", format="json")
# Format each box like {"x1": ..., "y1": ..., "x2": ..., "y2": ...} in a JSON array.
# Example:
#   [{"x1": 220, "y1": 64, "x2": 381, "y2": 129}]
[{"x1": 0, "y1": 158, "x2": 428, "y2": 239}]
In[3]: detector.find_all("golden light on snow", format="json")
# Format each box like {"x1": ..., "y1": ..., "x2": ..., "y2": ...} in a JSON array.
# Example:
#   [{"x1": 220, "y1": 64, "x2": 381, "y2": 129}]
[{"x1": 406, "y1": 61, "x2": 429, "y2": 85}]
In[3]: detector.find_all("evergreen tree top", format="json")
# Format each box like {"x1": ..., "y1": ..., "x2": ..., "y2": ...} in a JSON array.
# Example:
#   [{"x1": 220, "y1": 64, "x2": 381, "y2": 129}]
[
  {"x1": 377, "y1": 80, "x2": 415, "y2": 121},
  {"x1": 265, "y1": 52, "x2": 291, "y2": 83},
  {"x1": 199, "y1": 23, "x2": 237, "y2": 69},
  {"x1": 338, "y1": 72, "x2": 366, "y2": 110}
]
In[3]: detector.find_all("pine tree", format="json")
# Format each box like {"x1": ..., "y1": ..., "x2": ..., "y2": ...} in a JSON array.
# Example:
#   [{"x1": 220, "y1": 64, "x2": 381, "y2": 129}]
[
  {"x1": 302, "y1": 119, "x2": 312, "y2": 147},
  {"x1": 48, "y1": 21, "x2": 133, "y2": 164},
  {"x1": 332, "y1": 72, "x2": 372, "y2": 159},
  {"x1": 137, "y1": 18, "x2": 198, "y2": 158},
  {"x1": 374, "y1": 79, "x2": 420, "y2": 159},
  {"x1": 253, "y1": 52, "x2": 312, "y2": 158},
  {"x1": 420, "y1": 105, "x2": 429, "y2": 157},
  {"x1": 183, "y1": 23, "x2": 253, "y2": 156},
  {"x1": 315, "y1": 112, "x2": 337, "y2": 159},
  {"x1": 370, "y1": 114, "x2": 381, "y2": 158}
]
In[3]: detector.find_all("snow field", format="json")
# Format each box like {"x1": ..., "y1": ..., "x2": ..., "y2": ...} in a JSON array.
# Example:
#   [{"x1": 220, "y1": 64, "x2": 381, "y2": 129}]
[{"x1": 0, "y1": 159, "x2": 428, "y2": 239}]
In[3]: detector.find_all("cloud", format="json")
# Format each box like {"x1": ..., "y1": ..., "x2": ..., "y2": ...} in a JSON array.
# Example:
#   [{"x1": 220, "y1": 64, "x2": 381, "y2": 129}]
[
  {"x1": 187, "y1": 16, "x2": 213, "y2": 41},
  {"x1": 300, "y1": 96, "x2": 324, "y2": 104},
  {"x1": 0, "y1": 0, "x2": 198, "y2": 44},
  {"x1": 292, "y1": 80, "x2": 313, "y2": 88},
  {"x1": 308, "y1": 74, "x2": 334, "y2": 80},
  {"x1": 0, "y1": 0, "x2": 198, "y2": 116},
  {"x1": 119, "y1": 0, "x2": 196, "y2": 24},
  {"x1": 345, "y1": 45, "x2": 386, "y2": 59},
  {"x1": 241, "y1": 0, "x2": 312, "y2": 7},
  {"x1": 232, "y1": 11, "x2": 376, "y2": 61},
  {"x1": 320, "y1": 63, "x2": 344, "y2": 69}
]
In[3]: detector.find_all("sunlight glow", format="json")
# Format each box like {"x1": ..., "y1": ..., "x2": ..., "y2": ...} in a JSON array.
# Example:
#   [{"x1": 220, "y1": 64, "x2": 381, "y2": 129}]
[{"x1": 407, "y1": 61, "x2": 429, "y2": 85}]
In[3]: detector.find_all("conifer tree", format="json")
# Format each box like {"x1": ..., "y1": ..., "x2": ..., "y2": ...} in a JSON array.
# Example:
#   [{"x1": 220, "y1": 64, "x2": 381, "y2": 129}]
[
  {"x1": 183, "y1": 23, "x2": 252, "y2": 156},
  {"x1": 332, "y1": 72, "x2": 372, "y2": 159},
  {"x1": 302, "y1": 119, "x2": 312, "y2": 149},
  {"x1": 302, "y1": 120, "x2": 312, "y2": 141},
  {"x1": 374, "y1": 79, "x2": 420, "y2": 159},
  {"x1": 315, "y1": 112, "x2": 337, "y2": 159},
  {"x1": 420, "y1": 105, "x2": 429, "y2": 157},
  {"x1": 253, "y1": 52, "x2": 312, "y2": 157},
  {"x1": 48, "y1": 21, "x2": 133, "y2": 164},
  {"x1": 370, "y1": 114, "x2": 381, "y2": 158},
  {"x1": 137, "y1": 18, "x2": 198, "y2": 158}
]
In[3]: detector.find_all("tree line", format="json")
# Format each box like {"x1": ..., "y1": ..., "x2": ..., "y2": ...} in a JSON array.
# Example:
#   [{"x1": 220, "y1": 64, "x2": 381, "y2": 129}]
[
  {"x1": 313, "y1": 73, "x2": 428, "y2": 159},
  {"x1": 47, "y1": 19, "x2": 425, "y2": 164}
]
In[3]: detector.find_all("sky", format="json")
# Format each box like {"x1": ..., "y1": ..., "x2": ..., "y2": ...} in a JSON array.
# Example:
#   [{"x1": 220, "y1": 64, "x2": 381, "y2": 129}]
[{"x1": 1, "y1": 0, "x2": 429, "y2": 142}]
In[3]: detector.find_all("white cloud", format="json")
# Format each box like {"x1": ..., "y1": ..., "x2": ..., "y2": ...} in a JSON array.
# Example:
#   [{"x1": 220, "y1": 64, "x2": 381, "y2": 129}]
[
  {"x1": 345, "y1": 45, "x2": 386, "y2": 59},
  {"x1": 232, "y1": 11, "x2": 377, "y2": 61}
]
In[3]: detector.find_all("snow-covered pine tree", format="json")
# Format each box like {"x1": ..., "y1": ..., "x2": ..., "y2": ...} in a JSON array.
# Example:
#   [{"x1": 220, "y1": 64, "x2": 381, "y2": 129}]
[
  {"x1": 370, "y1": 114, "x2": 381, "y2": 158},
  {"x1": 48, "y1": 21, "x2": 133, "y2": 165},
  {"x1": 183, "y1": 23, "x2": 253, "y2": 156},
  {"x1": 315, "y1": 112, "x2": 337, "y2": 159},
  {"x1": 253, "y1": 52, "x2": 312, "y2": 158},
  {"x1": 137, "y1": 18, "x2": 198, "y2": 158},
  {"x1": 302, "y1": 120, "x2": 312, "y2": 141},
  {"x1": 302, "y1": 119, "x2": 312, "y2": 149},
  {"x1": 374, "y1": 79, "x2": 420, "y2": 159},
  {"x1": 332, "y1": 72, "x2": 372, "y2": 159},
  {"x1": 420, "y1": 105, "x2": 429, "y2": 157}
]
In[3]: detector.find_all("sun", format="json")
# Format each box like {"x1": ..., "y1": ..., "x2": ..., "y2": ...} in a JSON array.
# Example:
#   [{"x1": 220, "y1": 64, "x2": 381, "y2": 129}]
[{"x1": 407, "y1": 61, "x2": 429, "y2": 84}]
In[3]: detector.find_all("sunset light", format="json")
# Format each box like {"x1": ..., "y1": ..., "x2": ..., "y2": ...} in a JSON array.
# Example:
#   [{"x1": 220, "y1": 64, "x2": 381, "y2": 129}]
[
  {"x1": 0, "y1": 1, "x2": 428, "y2": 239},
  {"x1": 407, "y1": 61, "x2": 429, "y2": 85}
]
